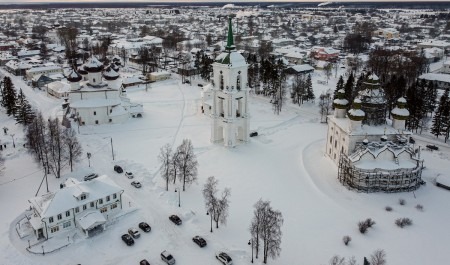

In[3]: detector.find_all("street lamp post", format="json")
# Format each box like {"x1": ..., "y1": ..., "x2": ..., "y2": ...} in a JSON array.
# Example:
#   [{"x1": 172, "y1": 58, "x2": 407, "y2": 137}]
[
  {"x1": 175, "y1": 188, "x2": 181, "y2": 207},
  {"x1": 248, "y1": 239, "x2": 254, "y2": 263},
  {"x1": 87, "y1": 152, "x2": 91, "y2": 167},
  {"x1": 10, "y1": 134, "x2": 15, "y2": 148},
  {"x1": 41, "y1": 245, "x2": 44, "y2": 255}
]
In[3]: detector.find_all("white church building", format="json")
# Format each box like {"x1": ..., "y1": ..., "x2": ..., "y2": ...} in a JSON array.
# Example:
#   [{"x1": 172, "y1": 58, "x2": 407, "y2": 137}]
[
  {"x1": 207, "y1": 18, "x2": 250, "y2": 147},
  {"x1": 326, "y1": 75, "x2": 424, "y2": 193},
  {"x1": 68, "y1": 56, "x2": 143, "y2": 126}
]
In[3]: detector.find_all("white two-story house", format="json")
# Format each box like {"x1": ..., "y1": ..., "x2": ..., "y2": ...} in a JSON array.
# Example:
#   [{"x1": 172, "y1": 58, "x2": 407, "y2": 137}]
[{"x1": 28, "y1": 175, "x2": 124, "y2": 239}]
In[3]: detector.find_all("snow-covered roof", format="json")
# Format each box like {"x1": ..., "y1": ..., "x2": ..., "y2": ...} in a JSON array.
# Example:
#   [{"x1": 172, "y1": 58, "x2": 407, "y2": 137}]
[
  {"x1": 47, "y1": 81, "x2": 71, "y2": 93},
  {"x1": 288, "y1": 64, "x2": 314, "y2": 72},
  {"x1": 392, "y1": 107, "x2": 410, "y2": 117},
  {"x1": 419, "y1": 73, "x2": 450, "y2": 83},
  {"x1": 436, "y1": 175, "x2": 450, "y2": 188},
  {"x1": 77, "y1": 210, "x2": 107, "y2": 230},
  {"x1": 28, "y1": 175, "x2": 123, "y2": 219},
  {"x1": 214, "y1": 51, "x2": 244, "y2": 66},
  {"x1": 70, "y1": 98, "x2": 122, "y2": 108}
]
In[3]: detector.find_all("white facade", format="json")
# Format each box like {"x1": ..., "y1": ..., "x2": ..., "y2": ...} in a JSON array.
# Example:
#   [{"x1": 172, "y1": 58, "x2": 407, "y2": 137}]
[
  {"x1": 68, "y1": 57, "x2": 143, "y2": 125},
  {"x1": 28, "y1": 176, "x2": 124, "y2": 239},
  {"x1": 210, "y1": 19, "x2": 250, "y2": 147}
]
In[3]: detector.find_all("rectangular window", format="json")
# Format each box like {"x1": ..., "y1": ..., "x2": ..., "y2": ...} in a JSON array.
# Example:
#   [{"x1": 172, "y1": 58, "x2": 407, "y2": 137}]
[
  {"x1": 49, "y1": 217, "x2": 54, "y2": 223},
  {"x1": 109, "y1": 119, "x2": 112, "y2": 122},
  {"x1": 51, "y1": 226, "x2": 59, "y2": 233},
  {"x1": 90, "y1": 202, "x2": 95, "y2": 208},
  {"x1": 75, "y1": 207, "x2": 79, "y2": 213},
  {"x1": 99, "y1": 199, "x2": 103, "y2": 204},
  {"x1": 93, "y1": 111, "x2": 96, "y2": 115},
  {"x1": 106, "y1": 196, "x2": 110, "y2": 202},
  {"x1": 113, "y1": 194, "x2": 117, "y2": 199},
  {"x1": 66, "y1": 211, "x2": 70, "y2": 217},
  {"x1": 100, "y1": 207, "x2": 107, "y2": 213},
  {"x1": 57, "y1": 214, "x2": 62, "y2": 220},
  {"x1": 95, "y1": 120, "x2": 99, "y2": 124},
  {"x1": 81, "y1": 194, "x2": 86, "y2": 200},
  {"x1": 63, "y1": 221, "x2": 71, "y2": 228},
  {"x1": 111, "y1": 203, "x2": 117, "y2": 210},
  {"x1": 83, "y1": 205, "x2": 87, "y2": 210}
]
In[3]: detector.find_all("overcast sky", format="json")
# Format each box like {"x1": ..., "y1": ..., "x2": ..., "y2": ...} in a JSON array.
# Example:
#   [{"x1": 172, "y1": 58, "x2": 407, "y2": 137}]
[{"x1": 1, "y1": 0, "x2": 449, "y2": 2}]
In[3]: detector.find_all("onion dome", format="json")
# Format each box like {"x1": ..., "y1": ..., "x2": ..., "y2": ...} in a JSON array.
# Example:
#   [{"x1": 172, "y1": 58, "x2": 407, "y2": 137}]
[
  {"x1": 348, "y1": 98, "x2": 365, "y2": 121},
  {"x1": 66, "y1": 68, "x2": 82, "y2": 82},
  {"x1": 83, "y1": 56, "x2": 104, "y2": 73},
  {"x1": 110, "y1": 62, "x2": 120, "y2": 72},
  {"x1": 103, "y1": 66, "x2": 119, "y2": 81},
  {"x1": 391, "y1": 97, "x2": 409, "y2": 120},
  {"x1": 77, "y1": 66, "x2": 88, "y2": 75},
  {"x1": 333, "y1": 89, "x2": 349, "y2": 109}
]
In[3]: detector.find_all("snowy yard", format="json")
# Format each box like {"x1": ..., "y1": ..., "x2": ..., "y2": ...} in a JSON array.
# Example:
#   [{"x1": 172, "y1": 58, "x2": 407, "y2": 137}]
[{"x1": 1, "y1": 69, "x2": 450, "y2": 265}]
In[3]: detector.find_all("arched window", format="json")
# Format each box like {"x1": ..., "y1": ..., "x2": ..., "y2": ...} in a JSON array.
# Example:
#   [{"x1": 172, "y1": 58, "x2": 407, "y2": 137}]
[{"x1": 236, "y1": 75, "x2": 241, "y2": 90}]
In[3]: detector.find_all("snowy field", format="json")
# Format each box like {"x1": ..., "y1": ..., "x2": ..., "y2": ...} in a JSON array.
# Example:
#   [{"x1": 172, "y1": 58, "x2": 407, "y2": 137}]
[{"x1": 1, "y1": 69, "x2": 450, "y2": 265}]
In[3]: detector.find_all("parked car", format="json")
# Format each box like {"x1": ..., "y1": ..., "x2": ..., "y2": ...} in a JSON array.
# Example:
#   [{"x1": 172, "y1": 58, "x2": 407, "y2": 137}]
[
  {"x1": 140, "y1": 259, "x2": 150, "y2": 265},
  {"x1": 121, "y1": 234, "x2": 134, "y2": 246},
  {"x1": 84, "y1": 173, "x2": 99, "y2": 181},
  {"x1": 131, "y1": 181, "x2": 142, "y2": 188},
  {"x1": 125, "y1": 172, "x2": 134, "y2": 179},
  {"x1": 192, "y1": 236, "x2": 207, "y2": 247},
  {"x1": 161, "y1": 250, "x2": 176, "y2": 265},
  {"x1": 198, "y1": 84, "x2": 203, "y2": 87},
  {"x1": 216, "y1": 252, "x2": 232, "y2": 265},
  {"x1": 139, "y1": 222, "x2": 151, "y2": 232},
  {"x1": 426, "y1": 144, "x2": 439, "y2": 151},
  {"x1": 128, "y1": 228, "x2": 141, "y2": 238},
  {"x1": 169, "y1": 215, "x2": 182, "y2": 225},
  {"x1": 249, "y1": 131, "x2": 258, "y2": 137},
  {"x1": 114, "y1": 165, "x2": 123, "y2": 173}
]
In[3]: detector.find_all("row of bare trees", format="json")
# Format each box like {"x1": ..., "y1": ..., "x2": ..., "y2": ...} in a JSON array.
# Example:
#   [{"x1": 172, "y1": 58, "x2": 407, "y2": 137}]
[
  {"x1": 202, "y1": 176, "x2": 231, "y2": 230},
  {"x1": 249, "y1": 199, "x2": 284, "y2": 264},
  {"x1": 158, "y1": 139, "x2": 198, "y2": 192},
  {"x1": 25, "y1": 113, "x2": 83, "y2": 178}
]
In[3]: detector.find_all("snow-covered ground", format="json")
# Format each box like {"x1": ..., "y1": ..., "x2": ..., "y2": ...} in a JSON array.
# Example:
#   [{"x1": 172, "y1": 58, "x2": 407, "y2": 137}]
[{"x1": 1, "y1": 68, "x2": 450, "y2": 265}]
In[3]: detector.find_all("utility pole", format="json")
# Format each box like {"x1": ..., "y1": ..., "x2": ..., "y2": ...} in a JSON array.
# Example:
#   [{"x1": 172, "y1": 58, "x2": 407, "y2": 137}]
[{"x1": 110, "y1": 137, "x2": 115, "y2": 161}]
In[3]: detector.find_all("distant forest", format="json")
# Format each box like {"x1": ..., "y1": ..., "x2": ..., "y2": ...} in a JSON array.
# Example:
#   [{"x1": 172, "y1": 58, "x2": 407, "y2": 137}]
[{"x1": 1, "y1": 1, "x2": 450, "y2": 10}]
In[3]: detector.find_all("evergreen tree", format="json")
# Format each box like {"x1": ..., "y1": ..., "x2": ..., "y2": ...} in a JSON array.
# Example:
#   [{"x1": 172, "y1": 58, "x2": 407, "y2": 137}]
[
  {"x1": 2, "y1": 76, "x2": 17, "y2": 116},
  {"x1": 305, "y1": 74, "x2": 314, "y2": 101},
  {"x1": 14, "y1": 89, "x2": 35, "y2": 125},
  {"x1": 424, "y1": 80, "x2": 437, "y2": 115},
  {"x1": 406, "y1": 81, "x2": 426, "y2": 132},
  {"x1": 431, "y1": 89, "x2": 450, "y2": 139},
  {"x1": 344, "y1": 72, "x2": 354, "y2": 104},
  {"x1": 333, "y1": 75, "x2": 344, "y2": 100}
]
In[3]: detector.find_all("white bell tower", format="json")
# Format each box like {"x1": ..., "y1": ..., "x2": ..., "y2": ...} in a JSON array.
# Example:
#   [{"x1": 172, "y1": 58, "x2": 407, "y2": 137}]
[{"x1": 211, "y1": 18, "x2": 250, "y2": 147}]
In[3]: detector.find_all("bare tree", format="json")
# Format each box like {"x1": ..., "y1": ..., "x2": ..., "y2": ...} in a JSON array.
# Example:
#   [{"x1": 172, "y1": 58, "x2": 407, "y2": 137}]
[
  {"x1": 250, "y1": 199, "x2": 284, "y2": 264},
  {"x1": 202, "y1": 176, "x2": 231, "y2": 229},
  {"x1": 47, "y1": 117, "x2": 66, "y2": 178},
  {"x1": 0, "y1": 151, "x2": 4, "y2": 177},
  {"x1": 170, "y1": 149, "x2": 180, "y2": 185},
  {"x1": 63, "y1": 128, "x2": 82, "y2": 172},
  {"x1": 370, "y1": 249, "x2": 386, "y2": 265},
  {"x1": 329, "y1": 256, "x2": 346, "y2": 265},
  {"x1": 176, "y1": 139, "x2": 198, "y2": 191},
  {"x1": 158, "y1": 143, "x2": 172, "y2": 191}
]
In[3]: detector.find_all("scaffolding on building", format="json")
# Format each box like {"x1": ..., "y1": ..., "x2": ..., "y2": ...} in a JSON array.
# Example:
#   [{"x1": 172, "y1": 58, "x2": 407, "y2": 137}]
[{"x1": 337, "y1": 153, "x2": 423, "y2": 193}]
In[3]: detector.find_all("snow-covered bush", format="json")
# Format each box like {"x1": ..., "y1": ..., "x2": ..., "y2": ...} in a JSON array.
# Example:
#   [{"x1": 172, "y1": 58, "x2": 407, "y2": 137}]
[
  {"x1": 385, "y1": 206, "x2": 393, "y2": 211},
  {"x1": 343, "y1": 235, "x2": 351, "y2": 246},
  {"x1": 365, "y1": 218, "x2": 376, "y2": 228},
  {"x1": 399, "y1": 198, "x2": 406, "y2": 205},
  {"x1": 415, "y1": 204, "x2": 424, "y2": 211},
  {"x1": 358, "y1": 221, "x2": 369, "y2": 233},
  {"x1": 395, "y1": 218, "x2": 413, "y2": 228}
]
